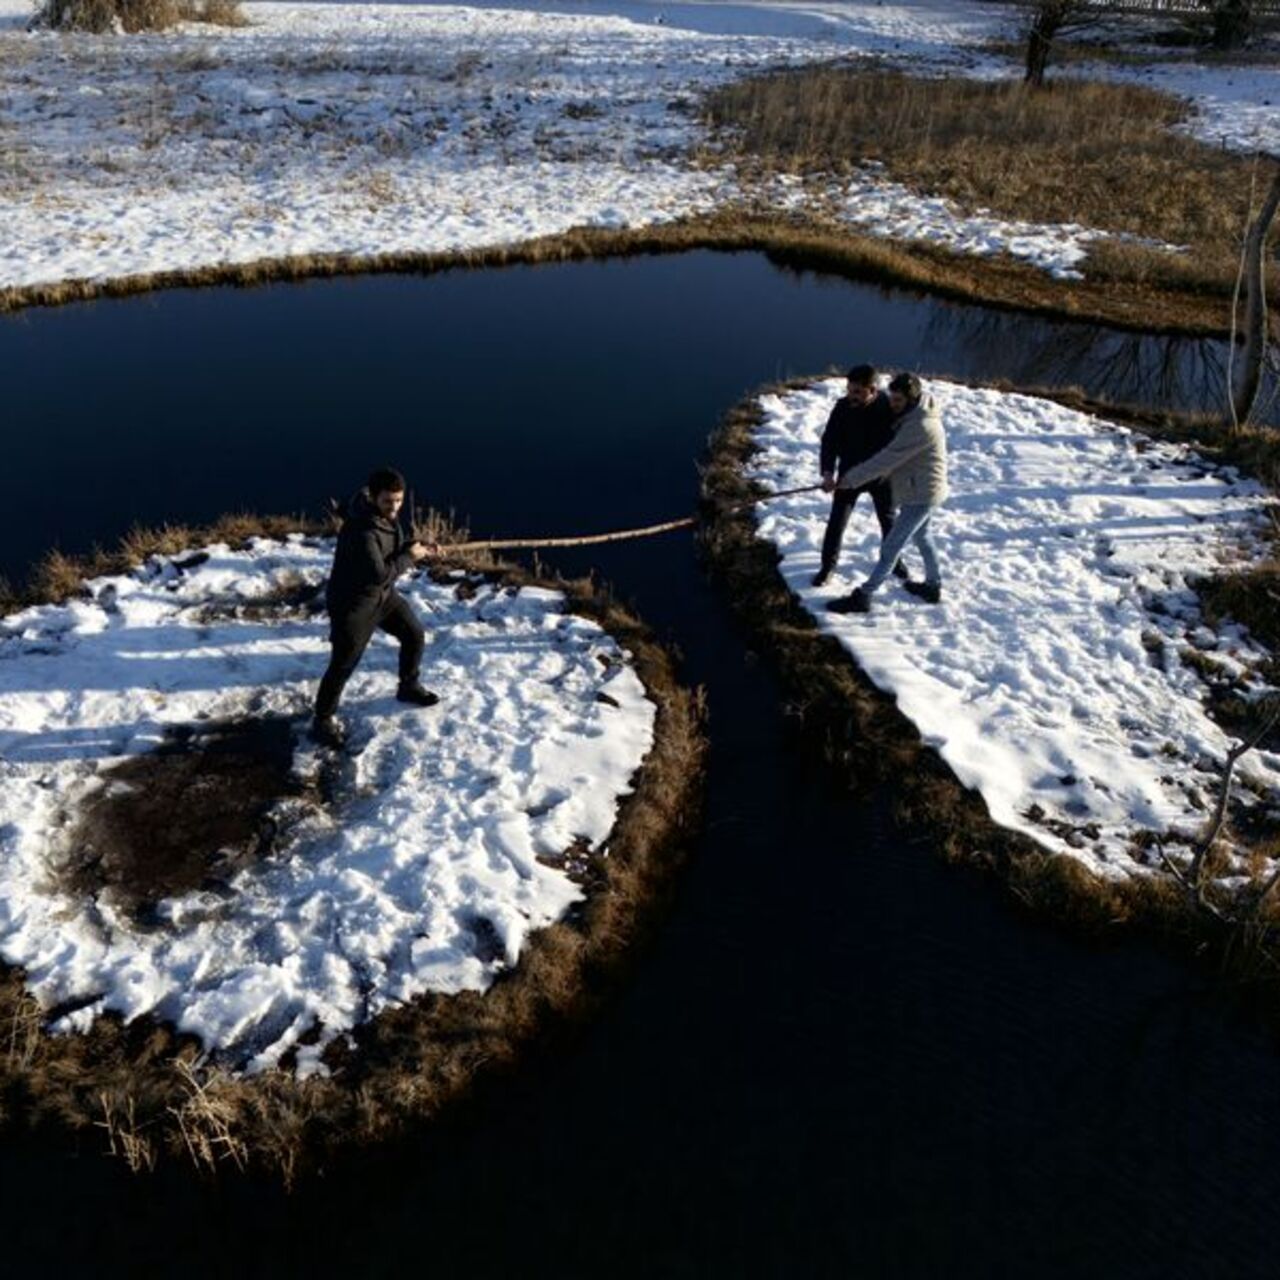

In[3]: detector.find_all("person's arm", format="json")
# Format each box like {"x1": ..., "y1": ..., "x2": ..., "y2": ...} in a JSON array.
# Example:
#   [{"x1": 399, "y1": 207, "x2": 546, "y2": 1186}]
[
  {"x1": 353, "y1": 529, "x2": 420, "y2": 590},
  {"x1": 819, "y1": 406, "x2": 842, "y2": 490},
  {"x1": 390, "y1": 527, "x2": 438, "y2": 578},
  {"x1": 837, "y1": 421, "x2": 928, "y2": 492},
  {"x1": 819, "y1": 405, "x2": 841, "y2": 480}
]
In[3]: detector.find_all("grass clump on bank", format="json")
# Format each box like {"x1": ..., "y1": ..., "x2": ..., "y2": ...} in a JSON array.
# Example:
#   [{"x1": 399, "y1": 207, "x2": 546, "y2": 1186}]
[
  {"x1": 703, "y1": 66, "x2": 1277, "y2": 304},
  {"x1": 36, "y1": 0, "x2": 245, "y2": 33},
  {"x1": 0, "y1": 515, "x2": 705, "y2": 1182}
]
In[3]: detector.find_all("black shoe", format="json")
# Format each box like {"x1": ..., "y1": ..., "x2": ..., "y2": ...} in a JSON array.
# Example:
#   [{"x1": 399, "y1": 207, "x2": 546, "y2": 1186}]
[
  {"x1": 811, "y1": 566, "x2": 833, "y2": 588},
  {"x1": 892, "y1": 561, "x2": 910, "y2": 581},
  {"x1": 902, "y1": 580, "x2": 942, "y2": 604},
  {"x1": 397, "y1": 682, "x2": 440, "y2": 708},
  {"x1": 311, "y1": 715, "x2": 346, "y2": 748},
  {"x1": 826, "y1": 588, "x2": 871, "y2": 615}
]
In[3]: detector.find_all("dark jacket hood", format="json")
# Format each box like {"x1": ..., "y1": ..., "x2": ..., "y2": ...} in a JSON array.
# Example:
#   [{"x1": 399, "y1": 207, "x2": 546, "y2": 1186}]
[{"x1": 343, "y1": 488, "x2": 394, "y2": 530}]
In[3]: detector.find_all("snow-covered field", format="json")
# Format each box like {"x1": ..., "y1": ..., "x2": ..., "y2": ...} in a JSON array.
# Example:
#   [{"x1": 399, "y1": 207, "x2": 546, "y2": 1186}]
[
  {"x1": 1075, "y1": 52, "x2": 1280, "y2": 155},
  {"x1": 0, "y1": 539, "x2": 655, "y2": 1074},
  {"x1": 748, "y1": 379, "x2": 1280, "y2": 880},
  {"x1": 2, "y1": 0, "x2": 1272, "y2": 294}
]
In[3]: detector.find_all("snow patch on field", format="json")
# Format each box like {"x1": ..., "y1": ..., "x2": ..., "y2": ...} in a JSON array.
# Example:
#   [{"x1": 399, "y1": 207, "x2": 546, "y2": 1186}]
[
  {"x1": 1090, "y1": 59, "x2": 1280, "y2": 156},
  {"x1": 747, "y1": 379, "x2": 1280, "y2": 877},
  {"x1": 761, "y1": 168, "x2": 1178, "y2": 281},
  {"x1": 0, "y1": 539, "x2": 655, "y2": 1074},
  {"x1": 0, "y1": 0, "x2": 1191, "y2": 291}
]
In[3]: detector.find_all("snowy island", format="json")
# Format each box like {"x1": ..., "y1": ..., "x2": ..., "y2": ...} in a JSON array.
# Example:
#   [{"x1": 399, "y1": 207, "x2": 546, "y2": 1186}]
[
  {"x1": 733, "y1": 377, "x2": 1280, "y2": 896},
  {"x1": 0, "y1": 534, "x2": 703, "y2": 1174}
]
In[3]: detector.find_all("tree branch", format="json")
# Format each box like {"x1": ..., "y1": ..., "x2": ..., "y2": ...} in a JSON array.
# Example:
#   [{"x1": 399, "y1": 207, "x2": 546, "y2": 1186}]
[{"x1": 1188, "y1": 699, "x2": 1280, "y2": 903}]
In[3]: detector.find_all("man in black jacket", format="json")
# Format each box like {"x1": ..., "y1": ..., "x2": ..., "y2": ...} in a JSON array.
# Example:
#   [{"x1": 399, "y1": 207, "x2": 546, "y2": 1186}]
[
  {"x1": 812, "y1": 364, "x2": 905, "y2": 588},
  {"x1": 312, "y1": 467, "x2": 439, "y2": 747}
]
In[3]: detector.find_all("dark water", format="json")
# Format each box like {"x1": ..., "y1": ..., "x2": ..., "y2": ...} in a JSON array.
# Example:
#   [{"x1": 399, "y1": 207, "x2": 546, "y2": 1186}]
[{"x1": 1, "y1": 253, "x2": 1277, "y2": 1278}]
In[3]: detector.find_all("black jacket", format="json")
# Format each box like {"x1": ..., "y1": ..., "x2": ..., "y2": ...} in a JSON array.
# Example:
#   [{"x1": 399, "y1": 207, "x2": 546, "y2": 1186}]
[
  {"x1": 326, "y1": 489, "x2": 416, "y2": 617},
  {"x1": 819, "y1": 392, "x2": 895, "y2": 479}
]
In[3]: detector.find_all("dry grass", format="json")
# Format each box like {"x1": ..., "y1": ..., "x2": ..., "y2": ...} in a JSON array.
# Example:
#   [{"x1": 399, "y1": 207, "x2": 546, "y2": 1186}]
[
  {"x1": 0, "y1": 216, "x2": 1251, "y2": 339},
  {"x1": 8, "y1": 512, "x2": 328, "y2": 610},
  {"x1": 703, "y1": 66, "x2": 1280, "y2": 304},
  {"x1": 36, "y1": 0, "x2": 246, "y2": 31},
  {"x1": 1198, "y1": 558, "x2": 1280, "y2": 648},
  {"x1": 0, "y1": 515, "x2": 705, "y2": 1182},
  {"x1": 698, "y1": 379, "x2": 1280, "y2": 977}
]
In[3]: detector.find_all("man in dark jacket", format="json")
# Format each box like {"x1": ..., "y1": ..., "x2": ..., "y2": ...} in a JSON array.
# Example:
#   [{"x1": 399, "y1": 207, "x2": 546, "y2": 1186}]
[
  {"x1": 312, "y1": 467, "x2": 439, "y2": 746},
  {"x1": 812, "y1": 364, "x2": 905, "y2": 588}
]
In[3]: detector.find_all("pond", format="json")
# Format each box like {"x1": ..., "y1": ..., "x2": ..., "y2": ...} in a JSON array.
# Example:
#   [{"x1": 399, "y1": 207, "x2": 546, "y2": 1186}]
[{"x1": 1, "y1": 252, "x2": 1277, "y2": 1276}]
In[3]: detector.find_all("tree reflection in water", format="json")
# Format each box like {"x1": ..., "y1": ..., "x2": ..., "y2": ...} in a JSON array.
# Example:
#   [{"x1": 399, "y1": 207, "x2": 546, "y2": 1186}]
[{"x1": 921, "y1": 303, "x2": 1280, "y2": 427}]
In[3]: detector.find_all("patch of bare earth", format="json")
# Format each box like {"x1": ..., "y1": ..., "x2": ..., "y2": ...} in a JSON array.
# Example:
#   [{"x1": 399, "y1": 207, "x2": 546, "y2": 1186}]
[{"x1": 61, "y1": 716, "x2": 313, "y2": 927}]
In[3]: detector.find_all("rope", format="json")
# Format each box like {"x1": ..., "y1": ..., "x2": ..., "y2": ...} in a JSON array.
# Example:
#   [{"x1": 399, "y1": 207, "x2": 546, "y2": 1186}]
[{"x1": 438, "y1": 483, "x2": 826, "y2": 553}]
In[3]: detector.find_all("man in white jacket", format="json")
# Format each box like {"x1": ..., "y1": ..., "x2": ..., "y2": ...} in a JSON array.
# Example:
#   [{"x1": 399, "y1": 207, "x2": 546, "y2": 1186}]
[{"x1": 827, "y1": 372, "x2": 948, "y2": 615}]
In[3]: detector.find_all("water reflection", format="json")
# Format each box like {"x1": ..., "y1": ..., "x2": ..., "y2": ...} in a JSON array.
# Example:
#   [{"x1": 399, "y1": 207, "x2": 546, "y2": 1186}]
[{"x1": 920, "y1": 300, "x2": 1279, "y2": 423}]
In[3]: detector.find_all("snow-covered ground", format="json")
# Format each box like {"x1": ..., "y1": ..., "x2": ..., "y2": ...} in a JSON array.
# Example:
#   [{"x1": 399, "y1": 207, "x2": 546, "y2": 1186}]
[
  {"x1": 0, "y1": 538, "x2": 655, "y2": 1074},
  {"x1": 3, "y1": 0, "x2": 1270, "y2": 294},
  {"x1": 759, "y1": 168, "x2": 1177, "y2": 282},
  {"x1": 748, "y1": 379, "x2": 1280, "y2": 879},
  {"x1": 1075, "y1": 53, "x2": 1280, "y2": 156}
]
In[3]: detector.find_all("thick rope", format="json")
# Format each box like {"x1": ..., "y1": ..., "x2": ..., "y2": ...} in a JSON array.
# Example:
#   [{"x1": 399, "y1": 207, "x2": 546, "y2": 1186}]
[{"x1": 436, "y1": 483, "x2": 826, "y2": 553}]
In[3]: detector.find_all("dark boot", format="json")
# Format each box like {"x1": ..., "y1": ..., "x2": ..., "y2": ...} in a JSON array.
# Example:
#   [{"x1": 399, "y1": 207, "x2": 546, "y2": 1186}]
[
  {"x1": 826, "y1": 588, "x2": 871, "y2": 615},
  {"x1": 311, "y1": 715, "x2": 346, "y2": 748},
  {"x1": 811, "y1": 565, "x2": 834, "y2": 588},
  {"x1": 397, "y1": 682, "x2": 440, "y2": 708},
  {"x1": 892, "y1": 561, "x2": 910, "y2": 581},
  {"x1": 902, "y1": 580, "x2": 942, "y2": 604}
]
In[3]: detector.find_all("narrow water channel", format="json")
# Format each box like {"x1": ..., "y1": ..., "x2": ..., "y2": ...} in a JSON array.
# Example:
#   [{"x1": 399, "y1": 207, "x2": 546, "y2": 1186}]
[{"x1": 1, "y1": 253, "x2": 1276, "y2": 1278}]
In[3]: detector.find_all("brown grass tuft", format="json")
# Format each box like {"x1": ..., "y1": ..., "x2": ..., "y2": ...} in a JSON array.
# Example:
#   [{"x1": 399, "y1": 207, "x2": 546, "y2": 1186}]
[
  {"x1": 4, "y1": 513, "x2": 328, "y2": 612},
  {"x1": 36, "y1": 0, "x2": 245, "y2": 31}
]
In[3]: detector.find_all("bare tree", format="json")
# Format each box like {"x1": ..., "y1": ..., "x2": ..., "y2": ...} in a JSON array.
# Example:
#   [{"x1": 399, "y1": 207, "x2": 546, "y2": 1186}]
[
  {"x1": 1228, "y1": 157, "x2": 1280, "y2": 430},
  {"x1": 1207, "y1": 0, "x2": 1257, "y2": 51},
  {"x1": 1160, "y1": 698, "x2": 1280, "y2": 915},
  {"x1": 1176, "y1": 2, "x2": 1262, "y2": 51},
  {"x1": 1023, "y1": 1, "x2": 1103, "y2": 87}
]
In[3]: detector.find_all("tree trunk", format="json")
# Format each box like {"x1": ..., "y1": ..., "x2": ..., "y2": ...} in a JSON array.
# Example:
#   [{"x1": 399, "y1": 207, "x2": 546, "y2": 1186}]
[
  {"x1": 1213, "y1": 1, "x2": 1256, "y2": 52},
  {"x1": 1024, "y1": 4, "x2": 1068, "y2": 87},
  {"x1": 1231, "y1": 163, "x2": 1280, "y2": 430},
  {"x1": 1024, "y1": 23, "x2": 1053, "y2": 87}
]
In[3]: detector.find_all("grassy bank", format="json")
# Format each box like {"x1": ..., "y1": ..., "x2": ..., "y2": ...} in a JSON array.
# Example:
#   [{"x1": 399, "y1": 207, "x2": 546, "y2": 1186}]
[
  {"x1": 703, "y1": 65, "x2": 1279, "y2": 322},
  {"x1": 36, "y1": 0, "x2": 245, "y2": 33},
  {"x1": 0, "y1": 518, "x2": 705, "y2": 1183},
  {"x1": 0, "y1": 212, "x2": 1253, "y2": 339},
  {"x1": 698, "y1": 379, "x2": 1280, "y2": 977}
]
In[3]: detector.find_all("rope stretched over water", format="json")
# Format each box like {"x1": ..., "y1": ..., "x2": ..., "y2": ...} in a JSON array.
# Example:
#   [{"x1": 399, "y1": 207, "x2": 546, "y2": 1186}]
[{"x1": 437, "y1": 483, "x2": 826, "y2": 553}]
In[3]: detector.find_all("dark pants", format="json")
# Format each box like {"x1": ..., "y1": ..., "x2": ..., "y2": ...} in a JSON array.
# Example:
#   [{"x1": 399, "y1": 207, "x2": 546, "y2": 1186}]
[
  {"x1": 821, "y1": 481, "x2": 895, "y2": 572},
  {"x1": 314, "y1": 589, "x2": 424, "y2": 721}
]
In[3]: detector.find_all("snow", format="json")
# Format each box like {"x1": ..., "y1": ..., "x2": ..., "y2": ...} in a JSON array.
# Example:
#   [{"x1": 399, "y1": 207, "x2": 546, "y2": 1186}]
[
  {"x1": 761, "y1": 168, "x2": 1179, "y2": 281},
  {"x1": 1081, "y1": 57, "x2": 1280, "y2": 157},
  {"x1": 0, "y1": 538, "x2": 656, "y2": 1074},
  {"x1": 747, "y1": 378, "x2": 1280, "y2": 878},
  {"x1": 0, "y1": 0, "x2": 1226, "y2": 291}
]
